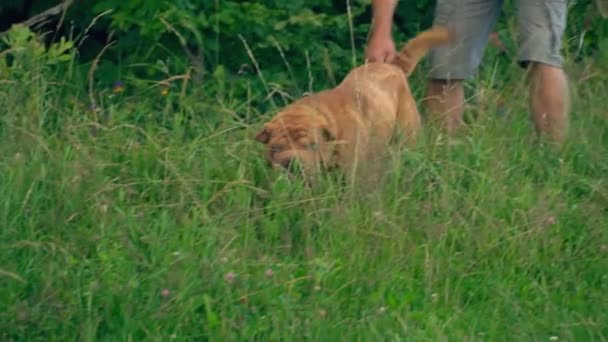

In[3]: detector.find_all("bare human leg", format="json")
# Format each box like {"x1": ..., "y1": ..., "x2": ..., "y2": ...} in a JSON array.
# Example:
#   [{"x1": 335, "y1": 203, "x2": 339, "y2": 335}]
[
  {"x1": 424, "y1": 79, "x2": 465, "y2": 137},
  {"x1": 528, "y1": 62, "x2": 570, "y2": 145}
]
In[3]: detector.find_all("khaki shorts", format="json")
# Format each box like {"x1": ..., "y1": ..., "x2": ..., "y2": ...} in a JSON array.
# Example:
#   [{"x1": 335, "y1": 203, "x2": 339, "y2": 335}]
[{"x1": 428, "y1": 0, "x2": 568, "y2": 80}]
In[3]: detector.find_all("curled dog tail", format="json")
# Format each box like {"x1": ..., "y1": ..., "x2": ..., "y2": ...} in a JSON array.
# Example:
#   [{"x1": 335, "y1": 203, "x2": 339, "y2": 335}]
[{"x1": 393, "y1": 25, "x2": 453, "y2": 77}]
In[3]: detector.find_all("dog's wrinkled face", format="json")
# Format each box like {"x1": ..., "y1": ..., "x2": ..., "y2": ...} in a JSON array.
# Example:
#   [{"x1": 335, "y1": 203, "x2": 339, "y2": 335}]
[{"x1": 255, "y1": 110, "x2": 336, "y2": 176}]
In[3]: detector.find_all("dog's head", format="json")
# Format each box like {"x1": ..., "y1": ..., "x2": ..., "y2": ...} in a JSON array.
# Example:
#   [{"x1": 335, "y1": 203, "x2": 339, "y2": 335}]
[{"x1": 255, "y1": 108, "x2": 338, "y2": 176}]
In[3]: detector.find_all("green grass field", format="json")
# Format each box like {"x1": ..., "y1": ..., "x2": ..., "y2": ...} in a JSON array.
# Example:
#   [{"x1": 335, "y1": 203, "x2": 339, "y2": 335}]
[{"x1": 1, "y1": 32, "x2": 608, "y2": 340}]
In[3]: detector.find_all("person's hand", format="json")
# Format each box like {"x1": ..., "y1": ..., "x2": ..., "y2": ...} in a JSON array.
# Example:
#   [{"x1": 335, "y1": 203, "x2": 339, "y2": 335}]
[{"x1": 365, "y1": 33, "x2": 397, "y2": 63}]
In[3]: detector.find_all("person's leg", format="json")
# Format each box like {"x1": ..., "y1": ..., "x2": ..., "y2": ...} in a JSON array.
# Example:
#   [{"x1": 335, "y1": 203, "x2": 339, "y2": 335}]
[
  {"x1": 529, "y1": 63, "x2": 570, "y2": 144},
  {"x1": 424, "y1": 80, "x2": 465, "y2": 136},
  {"x1": 517, "y1": 0, "x2": 569, "y2": 144},
  {"x1": 425, "y1": 0, "x2": 503, "y2": 136}
]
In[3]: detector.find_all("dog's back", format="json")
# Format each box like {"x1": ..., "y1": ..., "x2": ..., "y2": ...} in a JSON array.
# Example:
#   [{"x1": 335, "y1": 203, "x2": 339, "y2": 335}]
[{"x1": 335, "y1": 25, "x2": 452, "y2": 92}]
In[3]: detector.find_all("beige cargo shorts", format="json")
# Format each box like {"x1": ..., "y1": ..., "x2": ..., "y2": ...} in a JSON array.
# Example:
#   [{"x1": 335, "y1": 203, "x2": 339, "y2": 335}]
[{"x1": 428, "y1": 0, "x2": 568, "y2": 80}]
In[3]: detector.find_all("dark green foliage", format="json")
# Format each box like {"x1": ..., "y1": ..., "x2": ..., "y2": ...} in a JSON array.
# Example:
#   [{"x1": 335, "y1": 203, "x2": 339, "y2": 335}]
[{"x1": 3, "y1": 0, "x2": 606, "y2": 112}]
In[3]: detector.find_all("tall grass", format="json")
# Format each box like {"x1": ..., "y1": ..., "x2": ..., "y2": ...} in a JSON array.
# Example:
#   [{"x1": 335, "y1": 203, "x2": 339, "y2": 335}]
[{"x1": 1, "y1": 21, "x2": 607, "y2": 340}]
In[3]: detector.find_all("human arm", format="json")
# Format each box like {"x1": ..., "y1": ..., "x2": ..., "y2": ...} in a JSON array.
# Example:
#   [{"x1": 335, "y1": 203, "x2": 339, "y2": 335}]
[{"x1": 365, "y1": 0, "x2": 398, "y2": 62}]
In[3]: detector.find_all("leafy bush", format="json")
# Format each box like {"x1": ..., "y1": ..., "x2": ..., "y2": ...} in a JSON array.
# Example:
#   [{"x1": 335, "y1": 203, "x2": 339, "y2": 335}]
[
  {"x1": 0, "y1": 24, "x2": 75, "y2": 135},
  {"x1": 2, "y1": 0, "x2": 606, "y2": 115}
]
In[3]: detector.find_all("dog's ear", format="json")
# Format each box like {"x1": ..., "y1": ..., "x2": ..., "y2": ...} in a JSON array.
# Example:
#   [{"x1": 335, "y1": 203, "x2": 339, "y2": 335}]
[{"x1": 255, "y1": 127, "x2": 271, "y2": 144}]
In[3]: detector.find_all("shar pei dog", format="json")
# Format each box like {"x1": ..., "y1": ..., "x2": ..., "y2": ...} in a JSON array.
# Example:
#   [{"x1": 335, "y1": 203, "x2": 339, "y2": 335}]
[{"x1": 255, "y1": 25, "x2": 452, "y2": 182}]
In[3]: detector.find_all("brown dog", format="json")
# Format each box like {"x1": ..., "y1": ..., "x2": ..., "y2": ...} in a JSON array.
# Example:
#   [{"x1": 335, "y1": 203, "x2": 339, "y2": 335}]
[{"x1": 255, "y1": 26, "x2": 452, "y2": 180}]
